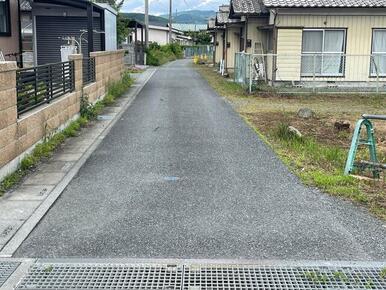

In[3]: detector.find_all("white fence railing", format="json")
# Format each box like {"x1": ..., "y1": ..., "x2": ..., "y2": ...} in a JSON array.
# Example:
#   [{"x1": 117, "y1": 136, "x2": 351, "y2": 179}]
[{"x1": 234, "y1": 52, "x2": 386, "y2": 94}]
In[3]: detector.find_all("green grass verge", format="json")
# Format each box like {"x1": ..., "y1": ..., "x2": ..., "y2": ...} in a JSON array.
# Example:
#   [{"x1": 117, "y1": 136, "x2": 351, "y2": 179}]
[
  {"x1": 0, "y1": 72, "x2": 133, "y2": 195},
  {"x1": 196, "y1": 64, "x2": 386, "y2": 220}
]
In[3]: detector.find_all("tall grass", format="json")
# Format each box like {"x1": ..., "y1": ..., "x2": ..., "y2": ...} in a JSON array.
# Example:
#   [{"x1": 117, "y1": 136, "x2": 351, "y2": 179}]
[{"x1": 146, "y1": 43, "x2": 184, "y2": 66}]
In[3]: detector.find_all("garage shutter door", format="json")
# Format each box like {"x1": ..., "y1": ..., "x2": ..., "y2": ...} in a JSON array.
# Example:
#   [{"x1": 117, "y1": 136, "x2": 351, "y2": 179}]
[{"x1": 35, "y1": 16, "x2": 102, "y2": 65}]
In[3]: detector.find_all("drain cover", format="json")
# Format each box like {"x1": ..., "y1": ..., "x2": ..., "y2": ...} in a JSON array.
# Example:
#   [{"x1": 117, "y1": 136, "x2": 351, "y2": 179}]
[
  {"x1": 16, "y1": 262, "x2": 386, "y2": 290},
  {"x1": 17, "y1": 263, "x2": 182, "y2": 289},
  {"x1": 0, "y1": 262, "x2": 20, "y2": 287},
  {"x1": 183, "y1": 265, "x2": 386, "y2": 289}
]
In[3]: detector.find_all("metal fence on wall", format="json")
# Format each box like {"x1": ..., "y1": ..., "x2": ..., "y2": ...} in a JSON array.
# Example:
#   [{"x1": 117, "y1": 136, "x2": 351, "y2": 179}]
[
  {"x1": 234, "y1": 52, "x2": 386, "y2": 94},
  {"x1": 83, "y1": 57, "x2": 96, "y2": 86},
  {"x1": 184, "y1": 45, "x2": 214, "y2": 61},
  {"x1": 16, "y1": 61, "x2": 74, "y2": 115}
]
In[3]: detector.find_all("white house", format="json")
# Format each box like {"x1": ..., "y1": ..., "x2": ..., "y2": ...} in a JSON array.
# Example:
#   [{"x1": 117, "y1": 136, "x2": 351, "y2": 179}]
[{"x1": 129, "y1": 24, "x2": 192, "y2": 45}]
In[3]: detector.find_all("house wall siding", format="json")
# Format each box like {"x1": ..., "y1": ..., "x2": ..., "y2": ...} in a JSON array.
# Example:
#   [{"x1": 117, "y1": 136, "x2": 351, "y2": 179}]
[
  {"x1": 214, "y1": 30, "x2": 224, "y2": 64},
  {"x1": 226, "y1": 26, "x2": 241, "y2": 71},
  {"x1": 246, "y1": 18, "x2": 268, "y2": 54},
  {"x1": 276, "y1": 29, "x2": 303, "y2": 81},
  {"x1": 275, "y1": 13, "x2": 386, "y2": 81}
]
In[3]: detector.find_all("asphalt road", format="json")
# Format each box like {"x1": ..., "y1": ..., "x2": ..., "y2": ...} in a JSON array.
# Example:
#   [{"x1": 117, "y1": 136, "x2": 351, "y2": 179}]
[{"x1": 15, "y1": 60, "x2": 386, "y2": 260}]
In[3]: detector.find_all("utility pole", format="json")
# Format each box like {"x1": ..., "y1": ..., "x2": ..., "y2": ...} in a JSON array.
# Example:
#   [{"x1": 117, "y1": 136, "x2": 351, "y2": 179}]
[
  {"x1": 145, "y1": 0, "x2": 149, "y2": 48},
  {"x1": 168, "y1": 0, "x2": 172, "y2": 43}
]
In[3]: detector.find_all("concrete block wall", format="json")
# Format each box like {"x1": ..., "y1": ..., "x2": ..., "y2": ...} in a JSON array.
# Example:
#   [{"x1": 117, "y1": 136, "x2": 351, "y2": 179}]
[{"x1": 0, "y1": 50, "x2": 126, "y2": 180}]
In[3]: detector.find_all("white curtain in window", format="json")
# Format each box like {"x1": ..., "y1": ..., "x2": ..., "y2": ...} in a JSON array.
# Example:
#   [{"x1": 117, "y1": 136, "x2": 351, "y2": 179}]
[
  {"x1": 373, "y1": 30, "x2": 386, "y2": 53},
  {"x1": 372, "y1": 30, "x2": 386, "y2": 75},
  {"x1": 323, "y1": 31, "x2": 345, "y2": 75},
  {"x1": 302, "y1": 31, "x2": 323, "y2": 52},
  {"x1": 324, "y1": 31, "x2": 345, "y2": 52},
  {"x1": 371, "y1": 54, "x2": 386, "y2": 75}
]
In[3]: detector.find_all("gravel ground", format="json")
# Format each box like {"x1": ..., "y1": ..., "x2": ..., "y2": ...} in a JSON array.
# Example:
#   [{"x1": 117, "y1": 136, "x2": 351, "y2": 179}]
[{"x1": 14, "y1": 60, "x2": 386, "y2": 260}]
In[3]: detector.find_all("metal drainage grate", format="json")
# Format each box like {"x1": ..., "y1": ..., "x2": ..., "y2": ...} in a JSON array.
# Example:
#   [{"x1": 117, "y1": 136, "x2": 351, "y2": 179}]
[
  {"x1": 16, "y1": 263, "x2": 386, "y2": 290},
  {"x1": 17, "y1": 263, "x2": 183, "y2": 289},
  {"x1": 183, "y1": 265, "x2": 386, "y2": 289},
  {"x1": 0, "y1": 262, "x2": 20, "y2": 286}
]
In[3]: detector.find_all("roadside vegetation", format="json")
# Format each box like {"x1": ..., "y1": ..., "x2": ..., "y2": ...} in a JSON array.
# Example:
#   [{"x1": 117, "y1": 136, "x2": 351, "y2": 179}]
[
  {"x1": 196, "y1": 64, "x2": 386, "y2": 220},
  {"x1": 146, "y1": 43, "x2": 183, "y2": 66},
  {"x1": 0, "y1": 72, "x2": 134, "y2": 195}
]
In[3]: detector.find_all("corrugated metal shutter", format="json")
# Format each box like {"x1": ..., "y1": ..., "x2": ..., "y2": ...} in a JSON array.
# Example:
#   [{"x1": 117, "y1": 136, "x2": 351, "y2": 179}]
[{"x1": 35, "y1": 16, "x2": 102, "y2": 65}]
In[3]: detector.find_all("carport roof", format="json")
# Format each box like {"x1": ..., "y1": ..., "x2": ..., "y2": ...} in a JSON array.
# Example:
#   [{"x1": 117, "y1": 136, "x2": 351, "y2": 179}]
[{"x1": 32, "y1": 0, "x2": 105, "y2": 13}]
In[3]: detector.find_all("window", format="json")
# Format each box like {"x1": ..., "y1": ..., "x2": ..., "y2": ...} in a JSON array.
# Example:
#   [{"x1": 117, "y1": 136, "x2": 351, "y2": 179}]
[
  {"x1": 301, "y1": 29, "x2": 346, "y2": 76},
  {"x1": 0, "y1": 0, "x2": 10, "y2": 35},
  {"x1": 371, "y1": 29, "x2": 386, "y2": 76}
]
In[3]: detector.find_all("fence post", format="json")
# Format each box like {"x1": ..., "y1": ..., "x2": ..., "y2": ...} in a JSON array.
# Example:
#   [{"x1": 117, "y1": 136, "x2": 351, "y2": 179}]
[
  {"x1": 49, "y1": 65, "x2": 53, "y2": 102},
  {"x1": 68, "y1": 54, "x2": 83, "y2": 92},
  {"x1": 375, "y1": 56, "x2": 380, "y2": 94},
  {"x1": 312, "y1": 54, "x2": 316, "y2": 93},
  {"x1": 0, "y1": 61, "x2": 18, "y2": 169},
  {"x1": 249, "y1": 54, "x2": 253, "y2": 94}
]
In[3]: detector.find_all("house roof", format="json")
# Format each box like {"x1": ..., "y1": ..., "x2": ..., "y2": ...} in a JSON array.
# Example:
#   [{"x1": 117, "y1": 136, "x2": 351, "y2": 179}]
[
  {"x1": 216, "y1": 10, "x2": 229, "y2": 24},
  {"x1": 230, "y1": 0, "x2": 268, "y2": 15},
  {"x1": 208, "y1": 18, "x2": 216, "y2": 29},
  {"x1": 262, "y1": 0, "x2": 386, "y2": 8}
]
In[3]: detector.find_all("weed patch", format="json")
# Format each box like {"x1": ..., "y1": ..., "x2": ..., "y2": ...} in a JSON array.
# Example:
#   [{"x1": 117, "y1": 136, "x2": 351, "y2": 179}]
[
  {"x1": 196, "y1": 64, "x2": 386, "y2": 220},
  {"x1": 0, "y1": 72, "x2": 133, "y2": 195},
  {"x1": 146, "y1": 43, "x2": 183, "y2": 66}
]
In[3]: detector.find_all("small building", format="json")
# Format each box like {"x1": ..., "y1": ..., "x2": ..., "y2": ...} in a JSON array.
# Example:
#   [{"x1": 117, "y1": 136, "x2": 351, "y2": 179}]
[
  {"x1": 263, "y1": 0, "x2": 386, "y2": 86},
  {"x1": 229, "y1": 0, "x2": 269, "y2": 54},
  {"x1": 128, "y1": 23, "x2": 192, "y2": 45},
  {"x1": 1, "y1": 0, "x2": 118, "y2": 67},
  {"x1": 210, "y1": 0, "x2": 386, "y2": 87},
  {"x1": 212, "y1": 4, "x2": 243, "y2": 72}
]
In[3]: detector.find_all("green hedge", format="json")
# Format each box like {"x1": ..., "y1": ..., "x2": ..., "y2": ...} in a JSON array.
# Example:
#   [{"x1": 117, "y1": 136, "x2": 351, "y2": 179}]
[{"x1": 146, "y1": 43, "x2": 183, "y2": 66}]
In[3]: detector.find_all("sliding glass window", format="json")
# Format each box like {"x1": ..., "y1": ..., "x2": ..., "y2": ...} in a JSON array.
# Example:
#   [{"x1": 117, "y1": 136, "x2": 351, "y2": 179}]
[
  {"x1": 301, "y1": 29, "x2": 346, "y2": 77},
  {"x1": 371, "y1": 29, "x2": 386, "y2": 76}
]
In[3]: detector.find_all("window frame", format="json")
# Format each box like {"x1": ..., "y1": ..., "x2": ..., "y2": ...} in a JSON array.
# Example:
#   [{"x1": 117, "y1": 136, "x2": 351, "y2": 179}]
[
  {"x1": 301, "y1": 28, "x2": 347, "y2": 77},
  {"x1": 370, "y1": 28, "x2": 386, "y2": 77},
  {"x1": 0, "y1": 0, "x2": 11, "y2": 36}
]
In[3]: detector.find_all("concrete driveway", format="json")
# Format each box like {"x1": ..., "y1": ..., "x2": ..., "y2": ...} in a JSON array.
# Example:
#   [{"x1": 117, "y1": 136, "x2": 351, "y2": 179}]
[{"x1": 14, "y1": 60, "x2": 386, "y2": 261}]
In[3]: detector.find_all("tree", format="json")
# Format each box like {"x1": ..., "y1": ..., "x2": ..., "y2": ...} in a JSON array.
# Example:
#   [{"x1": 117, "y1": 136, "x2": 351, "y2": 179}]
[{"x1": 185, "y1": 31, "x2": 211, "y2": 45}]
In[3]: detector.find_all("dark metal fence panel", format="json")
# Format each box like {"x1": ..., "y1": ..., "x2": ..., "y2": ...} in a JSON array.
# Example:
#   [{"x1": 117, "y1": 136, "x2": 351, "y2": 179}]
[
  {"x1": 16, "y1": 61, "x2": 74, "y2": 115},
  {"x1": 83, "y1": 57, "x2": 96, "y2": 86}
]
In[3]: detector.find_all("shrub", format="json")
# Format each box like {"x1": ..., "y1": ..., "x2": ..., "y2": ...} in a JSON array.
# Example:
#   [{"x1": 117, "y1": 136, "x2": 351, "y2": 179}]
[{"x1": 146, "y1": 42, "x2": 183, "y2": 66}]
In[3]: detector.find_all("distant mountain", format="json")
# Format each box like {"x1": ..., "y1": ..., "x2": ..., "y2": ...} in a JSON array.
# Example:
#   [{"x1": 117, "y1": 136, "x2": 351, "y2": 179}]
[
  {"x1": 122, "y1": 10, "x2": 216, "y2": 26},
  {"x1": 161, "y1": 10, "x2": 216, "y2": 24},
  {"x1": 121, "y1": 13, "x2": 168, "y2": 26}
]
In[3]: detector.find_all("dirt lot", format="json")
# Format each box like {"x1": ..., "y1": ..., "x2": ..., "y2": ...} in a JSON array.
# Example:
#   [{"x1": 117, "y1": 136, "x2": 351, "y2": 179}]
[{"x1": 197, "y1": 64, "x2": 386, "y2": 220}]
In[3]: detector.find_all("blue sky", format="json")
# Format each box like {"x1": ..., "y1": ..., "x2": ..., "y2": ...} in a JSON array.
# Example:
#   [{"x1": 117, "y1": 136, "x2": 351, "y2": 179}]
[{"x1": 121, "y1": 0, "x2": 226, "y2": 15}]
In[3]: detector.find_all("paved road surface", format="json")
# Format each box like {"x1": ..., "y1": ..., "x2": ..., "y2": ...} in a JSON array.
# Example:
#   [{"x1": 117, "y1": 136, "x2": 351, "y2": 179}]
[{"x1": 15, "y1": 60, "x2": 386, "y2": 260}]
